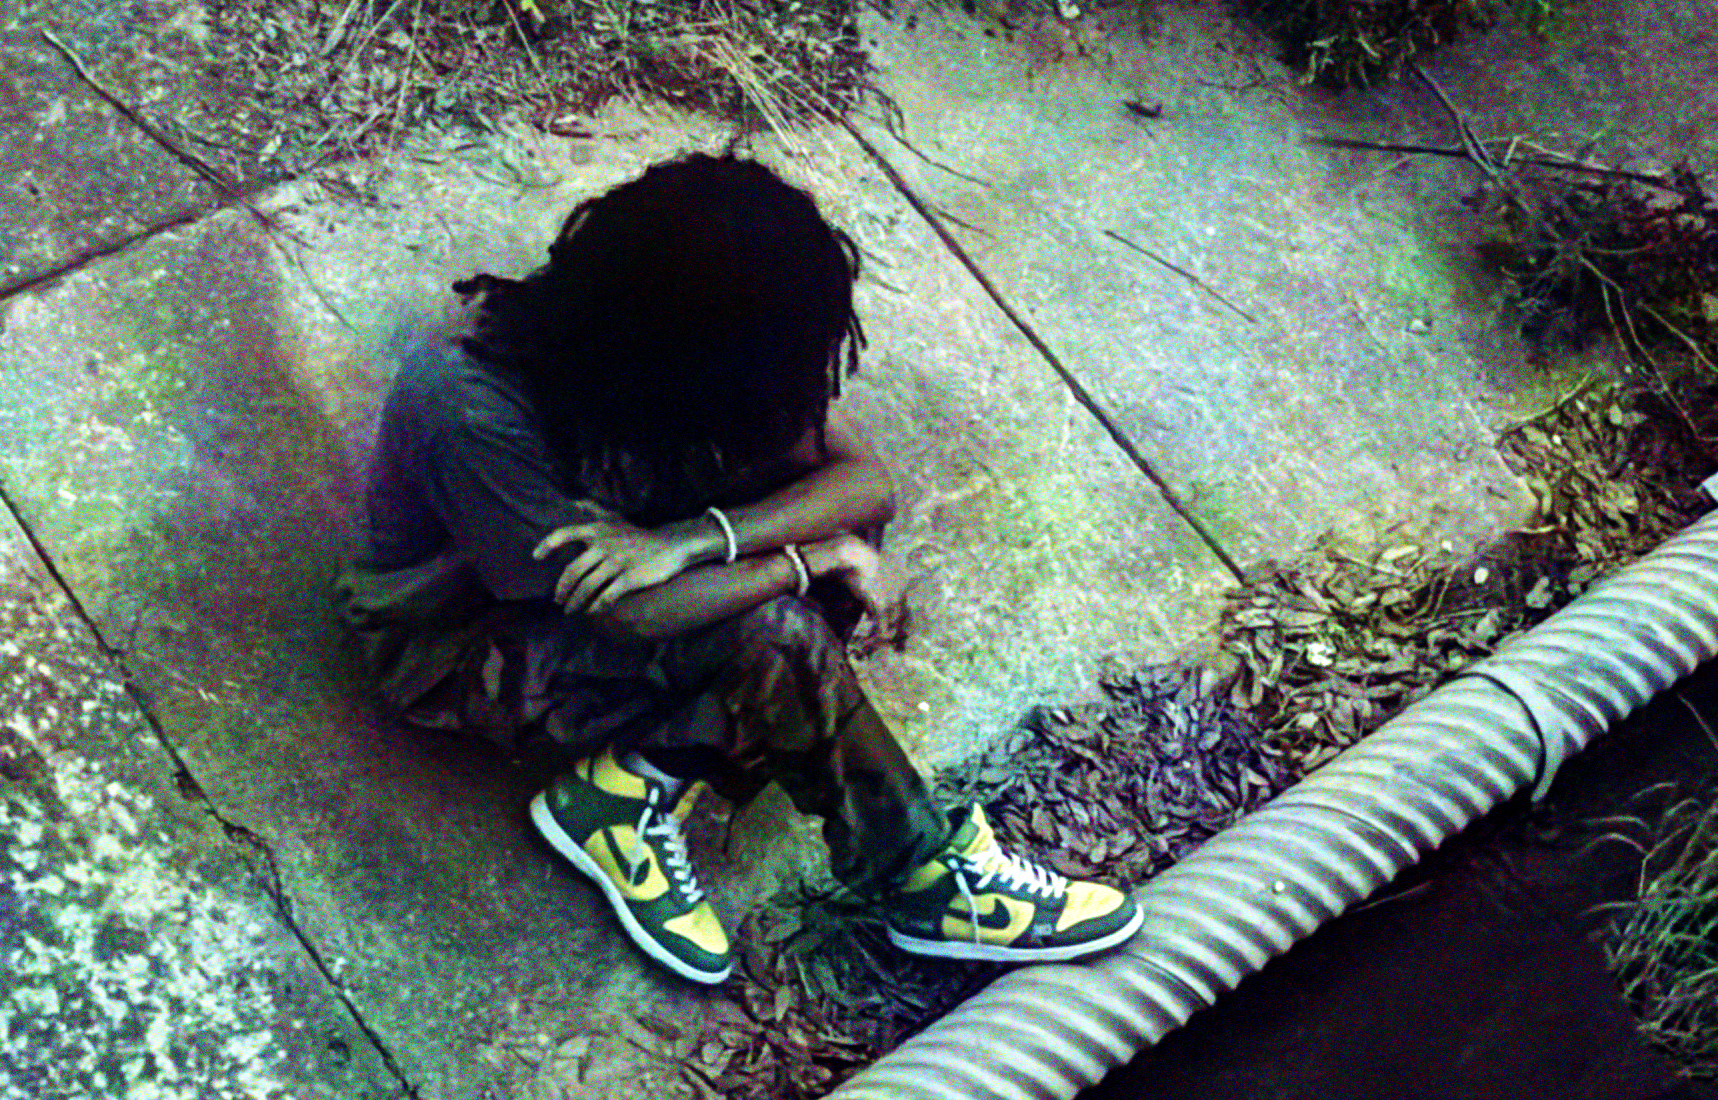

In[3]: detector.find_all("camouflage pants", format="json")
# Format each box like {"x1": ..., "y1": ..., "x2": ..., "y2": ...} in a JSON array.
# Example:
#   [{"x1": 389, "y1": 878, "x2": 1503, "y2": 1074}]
[{"x1": 406, "y1": 590, "x2": 951, "y2": 894}]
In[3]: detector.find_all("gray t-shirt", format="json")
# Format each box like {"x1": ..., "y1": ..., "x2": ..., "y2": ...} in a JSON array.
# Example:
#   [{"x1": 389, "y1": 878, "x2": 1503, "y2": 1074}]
[{"x1": 357, "y1": 338, "x2": 608, "y2": 602}]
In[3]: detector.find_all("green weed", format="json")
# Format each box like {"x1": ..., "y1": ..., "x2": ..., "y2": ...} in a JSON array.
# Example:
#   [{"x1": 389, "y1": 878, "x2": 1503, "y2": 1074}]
[{"x1": 1603, "y1": 794, "x2": 1718, "y2": 1078}]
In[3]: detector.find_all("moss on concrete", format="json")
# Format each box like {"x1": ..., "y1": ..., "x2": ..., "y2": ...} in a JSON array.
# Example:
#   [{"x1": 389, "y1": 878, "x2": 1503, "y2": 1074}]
[{"x1": 1373, "y1": 229, "x2": 1471, "y2": 315}]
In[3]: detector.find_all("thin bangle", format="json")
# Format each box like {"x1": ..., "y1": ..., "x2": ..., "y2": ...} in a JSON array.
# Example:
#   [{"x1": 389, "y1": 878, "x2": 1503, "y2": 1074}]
[
  {"x1": 705, "y1": 506, "x2": 738, "y2": 564},
  {"x1": 782, "y1": 544, "x2": 811, "y2": 598}
]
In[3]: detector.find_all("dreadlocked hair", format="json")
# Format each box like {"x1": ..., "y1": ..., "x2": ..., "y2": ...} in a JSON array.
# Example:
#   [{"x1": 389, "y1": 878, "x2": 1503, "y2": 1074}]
[{"x1": 453, "y1": 152, "x2": 865, "y2": 507}]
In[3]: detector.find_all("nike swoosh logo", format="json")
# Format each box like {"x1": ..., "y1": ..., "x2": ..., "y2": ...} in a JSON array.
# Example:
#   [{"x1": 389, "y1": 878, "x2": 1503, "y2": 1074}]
[
  {"x1": 943, "y1": 892, "x2": 1037, "y2": 943},
  {"x1": 963, "y1": 893, "x2": 1032, "y2": 930},
  {"x1": 580, "y1": 827, "x2": 667, "y2": 901},
  {"x1": 604, "y1": 831, "x2": 656, "y2": 888}
]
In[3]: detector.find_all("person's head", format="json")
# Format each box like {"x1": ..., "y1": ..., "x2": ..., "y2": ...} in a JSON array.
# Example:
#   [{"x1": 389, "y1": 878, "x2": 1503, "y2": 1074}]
[{"x1": 455, "y1": 153, "x2": 865, "y2": 475}]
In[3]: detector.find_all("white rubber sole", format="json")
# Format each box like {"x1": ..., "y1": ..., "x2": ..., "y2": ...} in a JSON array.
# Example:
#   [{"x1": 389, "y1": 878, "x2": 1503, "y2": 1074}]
[
  {"x1": 529, "y1": 791, "x2": 732, "y2": 985},
  {"x1": 886, "y1": 904, "x2": 1145, "y2": 963}
]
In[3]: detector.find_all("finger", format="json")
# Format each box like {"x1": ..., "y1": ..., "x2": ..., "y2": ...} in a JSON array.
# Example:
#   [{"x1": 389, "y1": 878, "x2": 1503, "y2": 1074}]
[
  {"x1": 567, "y1": 559, "x2": 618, "y2": 611},
  {"x1": 886, "y1": 600, "x2": 910, "y2": 650},
  {"x1": 588, "y1": 562, "x2": 634, "y2": 613},
  {"x1": 568, "y1": 559, "x2": 625, "y2": 612},
  {"x1": 534, "y1": 525, "x2": 594, "y2": 560},
  {"x1": 554, "y1": 547, "x2": 606, "y2": 604},
  {"x1": 595, "y1": 554, "x2": 678, "y2": 611},
  {"x1": 858, "y1": 583, "x2": 886, "y2": 627},
  {"x1": 590, "y1": 570, "x2": 642, "y2": 614},
  {"x1": 554, "y1": 547, "x2": 603, "y2": 604}
]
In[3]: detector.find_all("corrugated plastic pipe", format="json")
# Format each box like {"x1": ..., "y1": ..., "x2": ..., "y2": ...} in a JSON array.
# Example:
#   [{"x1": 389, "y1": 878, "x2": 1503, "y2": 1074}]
[{"x1": 829, "y1": 506, "x2": 1718, "y2": 1100}]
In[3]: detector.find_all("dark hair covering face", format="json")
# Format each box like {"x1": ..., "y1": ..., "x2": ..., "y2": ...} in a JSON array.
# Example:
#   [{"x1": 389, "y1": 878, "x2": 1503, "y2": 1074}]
[{"x1": 452, "y1": 153, "x2": 866, "y2": 485}]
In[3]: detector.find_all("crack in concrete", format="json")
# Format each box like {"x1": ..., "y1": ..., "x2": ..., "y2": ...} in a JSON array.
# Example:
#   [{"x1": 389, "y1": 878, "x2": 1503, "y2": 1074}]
[
  {"x1": 0, "y1": 207, "x2": 209, "y2": 305},
  {"x1": 0, "y1": 475, "x2": 423, "y2": 1099},
  {"x1": 0, "y1": 181, "x2": 280, "y2": 306},
  {"x1": 839, "y1": 116, "x2": 1250, "y2": 583}
]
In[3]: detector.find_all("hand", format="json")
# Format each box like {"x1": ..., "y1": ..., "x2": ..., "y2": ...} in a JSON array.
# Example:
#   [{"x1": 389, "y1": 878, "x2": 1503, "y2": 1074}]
[
  {"x1": 533, "y1": 520, "x2": 702, "y2": 614},
  {"x1": 802, "y1": 534, "x2": 909, "y2": 654}
]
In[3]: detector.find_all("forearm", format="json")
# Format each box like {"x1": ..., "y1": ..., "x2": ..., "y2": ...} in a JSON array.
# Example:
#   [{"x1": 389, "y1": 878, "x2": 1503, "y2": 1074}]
[
  {"x1": 716, "y1": 457, "x2": 895, "y2": 559},
  {"x1": 598, "y1": 551, "x2": 801, "y2": 641}
]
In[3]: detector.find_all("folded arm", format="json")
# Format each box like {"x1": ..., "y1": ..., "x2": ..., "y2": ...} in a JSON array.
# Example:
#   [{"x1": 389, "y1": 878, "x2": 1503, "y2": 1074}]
[
  {"x1": 540, "y1": 409, "x2": 899, "y2": 640},
  {"x1": 711, "y1": 408, "x2": 896, "y2": 558}
]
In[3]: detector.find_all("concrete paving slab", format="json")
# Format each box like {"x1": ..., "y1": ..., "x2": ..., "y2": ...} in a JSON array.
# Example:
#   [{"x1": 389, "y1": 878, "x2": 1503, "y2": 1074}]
[
  {"x1": 849, "y1": 1, "x2": 1542, "y2": 575},
  {"x1": 0, "y1": 0, "x2": 244, "y2": 290},
  {"x1": 0, "y1": 502, "x2": 398, "y2": 1099}
]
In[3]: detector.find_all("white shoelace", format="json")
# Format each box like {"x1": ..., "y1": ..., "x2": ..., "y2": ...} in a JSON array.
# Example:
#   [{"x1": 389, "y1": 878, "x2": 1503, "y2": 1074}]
[
  {"x1": 951, "y1": 841, "x2": 1067, "y2": 945},
  {"x1": 627, "y1": 790, "x2": 704, "y2": 905}
]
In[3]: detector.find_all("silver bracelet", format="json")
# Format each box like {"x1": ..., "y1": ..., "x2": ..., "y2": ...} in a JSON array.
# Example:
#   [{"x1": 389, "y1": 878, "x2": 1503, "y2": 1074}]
[
  {"x1": 782, "y1": 544, "x2": 811, "y2": 598},
  {"x1": 705, "y1": 506, "x2": 738, "y2": 564}
]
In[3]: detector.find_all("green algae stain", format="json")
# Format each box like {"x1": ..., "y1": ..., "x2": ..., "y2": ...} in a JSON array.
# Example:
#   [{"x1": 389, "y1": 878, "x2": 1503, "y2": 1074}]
[
  {"x1": 982, "y1": 473, "x2": 1098, "y2": 586},
  {"x1": 966, "y1": 458, "x2": 1252, "y2": 596},
  {"x1": 1373, "y1": 231, "x2": 1469, "y2": 314},
  {"x1": 1174, "y1": 477, "x2": 1249, "y2": 565}
]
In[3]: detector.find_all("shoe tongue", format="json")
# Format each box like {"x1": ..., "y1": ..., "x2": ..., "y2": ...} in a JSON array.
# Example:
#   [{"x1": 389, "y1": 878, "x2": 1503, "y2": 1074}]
[
  {"x1": 954, "y1": 804, "x2": 997, "y2": 859},
  {"x1": 668, "y1": 780, "x2": 700, "y2": 821},
  {"x1": 624, "y1": 751, "x2": 687, "y2": 802}
]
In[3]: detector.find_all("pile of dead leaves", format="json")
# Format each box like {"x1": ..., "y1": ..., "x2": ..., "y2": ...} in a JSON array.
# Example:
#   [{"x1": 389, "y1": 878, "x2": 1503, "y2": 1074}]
[
  {"x1": 941, "y1": 664, "x2": 1293, "y2": 885},
  {"x1": 1500, "y1": 379, "x2": 1712, "y2": 563},
  {"x1": 1222, "y1": 535, "x2": 1552, "y2": 769},
  {"x1": 201, "y1": 0, "x2": 870, "y2": 177},
  {"x1": 1224, "y1": 377, "x2": 1711, "y2": 772}
]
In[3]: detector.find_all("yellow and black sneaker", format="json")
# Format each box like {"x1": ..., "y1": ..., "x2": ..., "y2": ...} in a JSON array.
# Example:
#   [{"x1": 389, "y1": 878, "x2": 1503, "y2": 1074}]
[
  {"x1": 529, "y1": 747, "x2": 732, "y2": 984},
  {"x1": 884, "y1": 804, "x2": 1143, "y2": 963}
]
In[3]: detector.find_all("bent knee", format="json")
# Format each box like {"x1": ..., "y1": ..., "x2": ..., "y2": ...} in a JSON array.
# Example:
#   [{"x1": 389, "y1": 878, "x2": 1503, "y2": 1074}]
[{"x1": 734, "y1": 595, "x2": 841, "y2": 659}]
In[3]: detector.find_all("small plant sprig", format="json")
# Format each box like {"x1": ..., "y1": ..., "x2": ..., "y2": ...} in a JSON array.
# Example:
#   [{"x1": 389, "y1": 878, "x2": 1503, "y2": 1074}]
[
  {"x1": 1241, "y1": 0, "x2": 1552, "y2": 90},
  {"x1": 1599, "y1": 790, "x2": 1718, "y2": 1077}
]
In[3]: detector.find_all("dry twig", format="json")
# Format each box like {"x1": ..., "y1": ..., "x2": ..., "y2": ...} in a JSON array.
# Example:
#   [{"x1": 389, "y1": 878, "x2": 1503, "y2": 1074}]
[
  {"x1": 1308, "y1": 136, "x2": 1679, "y2": 189},
  {"x1": 1103, "y1": 229, "x2": 1259, "y2": 324}
]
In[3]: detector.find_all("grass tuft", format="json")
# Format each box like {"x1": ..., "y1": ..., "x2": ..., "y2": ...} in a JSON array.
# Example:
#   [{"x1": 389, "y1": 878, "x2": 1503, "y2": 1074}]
[
  {"x1": 1235, "y1": 0, "x2": 1555, "y2": 89},
  {"x1": 1603, "y1": 793, "x2": 1718, "y2": 1078}
]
